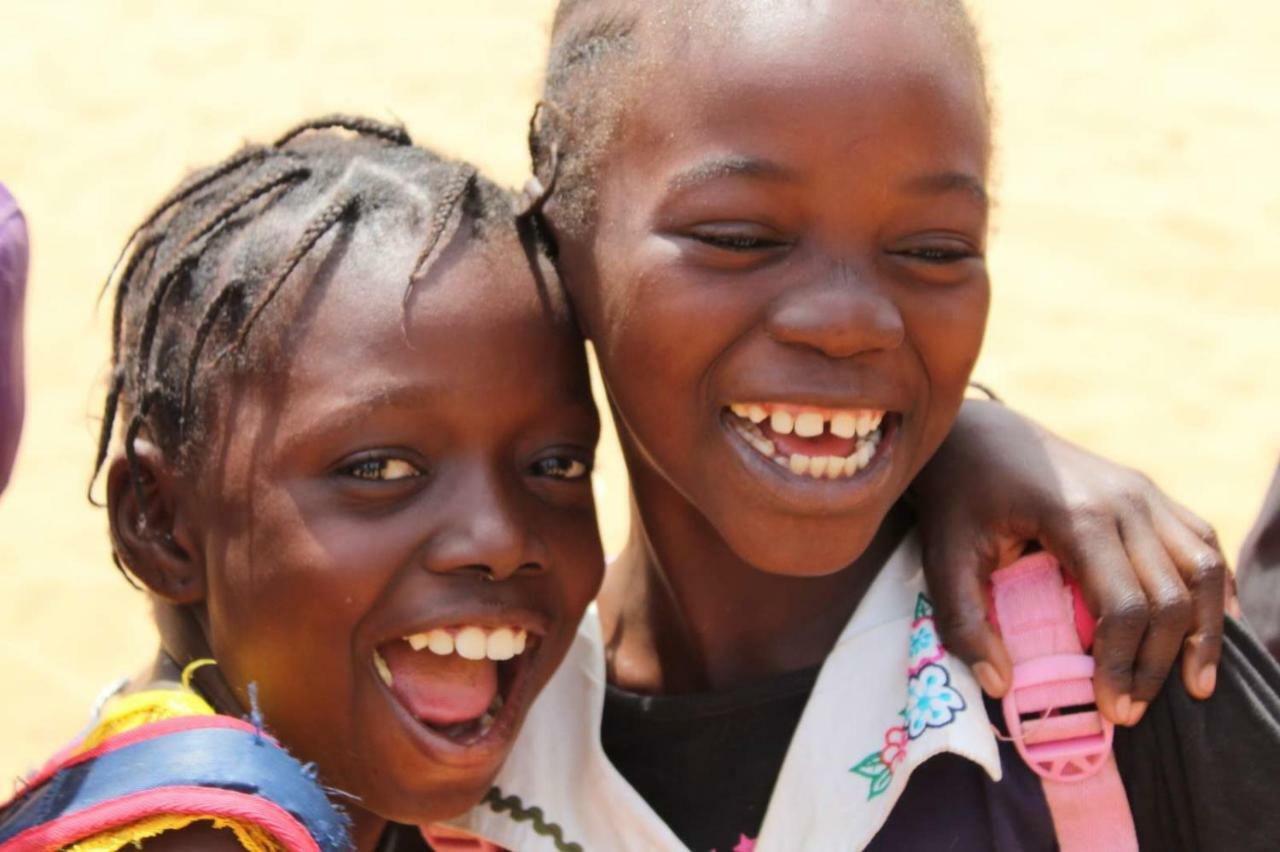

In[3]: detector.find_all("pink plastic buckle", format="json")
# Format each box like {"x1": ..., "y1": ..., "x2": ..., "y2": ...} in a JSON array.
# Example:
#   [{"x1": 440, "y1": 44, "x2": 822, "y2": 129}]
[{"x1": 1002, "y1": 653, "x2": 1114, "y2": 782}]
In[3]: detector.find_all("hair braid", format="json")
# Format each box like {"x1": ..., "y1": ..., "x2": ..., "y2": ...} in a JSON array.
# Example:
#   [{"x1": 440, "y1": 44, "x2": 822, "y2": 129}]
[
  {"x1": 404, "y1": 165, "x2": 477, "y2": 313},
  {"x1": 235, "y1": 193, "x2": 360, "y2": 351},
  {"x1": 93, "y1": 116, "x2": 516, "y2": 523},
  {"x1": 275, "y1": 114, "x2": 412, "y2": 149}
]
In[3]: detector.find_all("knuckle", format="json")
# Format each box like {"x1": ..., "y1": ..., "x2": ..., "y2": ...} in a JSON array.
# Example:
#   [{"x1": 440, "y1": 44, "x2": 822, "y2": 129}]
[
  {"x1": 1148, "y1": 589, "x2": 1193, "y2": 632},
  {"x1": 1187, "y1": 551, "x2": 1227, "y2": 589},
  {"x1": 1100, "y1": 596, "x2": 1150, "y2": 636},
  {"x1": 1185, "y1": 629, "x2": 1224, "y2": 655},
  {"x1": 1067, "y1": 503, "x2": 1112, "y2": 536},
  {"x1": 1117, "y1": 482, "x2": 1154, "y2": 516}
]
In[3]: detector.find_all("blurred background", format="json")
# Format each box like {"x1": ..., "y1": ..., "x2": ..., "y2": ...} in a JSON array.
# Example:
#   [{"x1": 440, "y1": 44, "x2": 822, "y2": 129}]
[{"x1": 0, "y1": 0, "x2": 1277, "y2": 782}]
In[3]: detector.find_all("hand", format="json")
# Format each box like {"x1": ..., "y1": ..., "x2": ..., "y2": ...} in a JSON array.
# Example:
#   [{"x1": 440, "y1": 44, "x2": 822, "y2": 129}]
[{"x1": 912, "y1": 400, "x2": 1230, "y2": 726}]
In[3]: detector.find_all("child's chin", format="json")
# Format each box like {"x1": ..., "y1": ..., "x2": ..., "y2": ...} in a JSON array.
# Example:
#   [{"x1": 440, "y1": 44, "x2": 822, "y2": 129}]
[
  {"x1": 718, "y1": 510, "x2": 890, "y2": 577},
  {"x1": 371, "y1": 763, "x2": 504, "y2": 826}
]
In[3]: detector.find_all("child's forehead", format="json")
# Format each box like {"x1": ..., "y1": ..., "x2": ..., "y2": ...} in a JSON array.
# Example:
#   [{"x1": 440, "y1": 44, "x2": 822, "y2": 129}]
[
  {"x1": 646, "y1": 0, "x2": 977, "y2": 80},
  {"x1": 280, "y1": 222, "x2": 572, "y2": 361}
]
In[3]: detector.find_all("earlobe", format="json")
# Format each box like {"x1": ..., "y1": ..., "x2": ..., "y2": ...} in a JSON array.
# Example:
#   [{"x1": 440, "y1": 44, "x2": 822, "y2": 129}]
[{"x1": 106, "y1": 440, "x2": 207, "y2": 605}]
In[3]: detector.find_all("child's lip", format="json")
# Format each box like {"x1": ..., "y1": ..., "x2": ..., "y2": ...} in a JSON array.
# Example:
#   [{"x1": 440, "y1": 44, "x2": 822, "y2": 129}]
[
  {"x1": 369, "y1": 619, "x2": 547, "y2": 769},
  {"x1": 718, "y1": 406, "x2": 901, "y2": 512}
]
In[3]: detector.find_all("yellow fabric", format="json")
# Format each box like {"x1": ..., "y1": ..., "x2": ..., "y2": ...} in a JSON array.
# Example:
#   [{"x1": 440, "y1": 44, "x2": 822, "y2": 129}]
[
  {"x1": 65, "y1": 814, "x2": 280, "y2": 852},
  {"x1": 56, "y1": 662, "x2": 285, "y2": 852}
]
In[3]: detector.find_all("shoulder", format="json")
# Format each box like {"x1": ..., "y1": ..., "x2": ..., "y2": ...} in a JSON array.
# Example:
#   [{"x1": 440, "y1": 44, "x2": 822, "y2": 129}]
[
  {"x1": 1115, "y1": 618, "x2": 1280, "y2": 851},
  {"x1": 0, "y1": 715, "x2": 350, "y2": 852}
]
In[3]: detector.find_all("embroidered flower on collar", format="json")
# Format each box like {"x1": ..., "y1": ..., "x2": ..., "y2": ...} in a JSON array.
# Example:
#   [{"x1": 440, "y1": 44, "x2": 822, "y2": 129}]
[
  {"x1": 905, "y1": 663, "x2": 967, "y2": 739},
  {"x1": 850, "y1": 593, "x2": 969, "y2": 800}
]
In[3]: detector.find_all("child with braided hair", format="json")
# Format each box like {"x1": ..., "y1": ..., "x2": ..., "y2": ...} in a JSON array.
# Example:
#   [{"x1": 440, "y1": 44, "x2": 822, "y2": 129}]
[
  {"x1": 0, "y1": 116, "x2": 605, "y2": 851},
  {"x1": 436, "y1": 2, "x2": 1280, "y2": 850}
]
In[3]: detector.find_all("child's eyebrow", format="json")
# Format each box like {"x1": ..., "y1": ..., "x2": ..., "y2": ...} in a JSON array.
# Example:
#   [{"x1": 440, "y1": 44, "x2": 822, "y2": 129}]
[
  {"x1": 666, "y1": 155, "x2": 796, "y2": 192},
  {"x1": 277, "y1": 382, "x2": 435, "y2": 453},
  {"x1": 900, "y1": 171, "x2": 989, "y2": 208}
]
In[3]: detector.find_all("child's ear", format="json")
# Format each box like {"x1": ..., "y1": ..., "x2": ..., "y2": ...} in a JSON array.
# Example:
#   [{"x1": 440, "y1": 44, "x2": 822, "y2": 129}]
[{"x1": 106, "y1": 439, "x2": 206, "y2": 605}]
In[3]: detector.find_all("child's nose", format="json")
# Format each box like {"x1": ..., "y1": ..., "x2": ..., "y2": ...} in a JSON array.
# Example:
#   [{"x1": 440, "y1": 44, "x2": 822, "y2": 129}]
[
  {"x1": 764, "y1": 269, "x2": 905, "y2": 359},
  {"x1": 421, "y1": 471, "x2": 546, "y2": 582}
]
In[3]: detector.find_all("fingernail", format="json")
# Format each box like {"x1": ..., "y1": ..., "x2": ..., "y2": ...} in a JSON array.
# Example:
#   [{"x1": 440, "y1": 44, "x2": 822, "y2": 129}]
[
  {"x1": 1127, "y1": 700, "x2": 1148, "y2": 726},
  {"x1": 1114, "y1": 694, "x2": 1132, "y2": 724},
  {"x1": 1198, "y1": 665, "x2": 1217, "y2": 697},
  {"x1": 973, "y1": 662, "x2": 1005, "y2": 696}
]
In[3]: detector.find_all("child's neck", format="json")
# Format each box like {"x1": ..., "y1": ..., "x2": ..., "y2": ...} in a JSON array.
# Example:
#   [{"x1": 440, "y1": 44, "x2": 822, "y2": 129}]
[{"x1": 598, "y1": 468, "x2": 912, "y2": 696}]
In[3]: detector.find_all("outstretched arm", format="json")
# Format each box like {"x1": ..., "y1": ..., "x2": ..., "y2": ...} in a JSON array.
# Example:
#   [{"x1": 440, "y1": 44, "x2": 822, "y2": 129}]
[{"x1": 912, "y1": 399, "x2": 1229, "y2": 726}]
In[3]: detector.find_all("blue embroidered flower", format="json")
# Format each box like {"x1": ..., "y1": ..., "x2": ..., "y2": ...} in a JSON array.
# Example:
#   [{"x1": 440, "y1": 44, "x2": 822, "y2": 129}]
[
  {"x1": 905, "y1": 663, "x2": 966, "y2": 739},
  {"x1": 909, "y1": 621, "x2": 939, "y2": 659}
]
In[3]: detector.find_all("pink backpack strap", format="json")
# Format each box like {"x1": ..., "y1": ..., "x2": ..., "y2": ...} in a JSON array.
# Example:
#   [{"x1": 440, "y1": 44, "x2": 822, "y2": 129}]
[{"x1": 990, "y1": 553, "x2": 1138, "y2": 852}]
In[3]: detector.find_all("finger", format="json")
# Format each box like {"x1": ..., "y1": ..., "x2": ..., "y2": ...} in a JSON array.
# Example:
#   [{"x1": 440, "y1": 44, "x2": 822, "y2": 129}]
[
  {"x1": 1226, "y1": 569, "x2": 1242, "y2": 620},
  {"x1": 1153, "y1": 504, "x2": 1227, "y2": 699},
  {"x1": 1164, "y1": 499, "x2": 1223, "y2": 554},
  {"x1": 920, "y1": 533, "x2": 1013, "y2": 698},
  {"x1": 1042, "y1": 513, "x2": 1146, "y2": 726},
  {"x1": 1118, "y1": 512, "x2": 1192, "y2": 715}
]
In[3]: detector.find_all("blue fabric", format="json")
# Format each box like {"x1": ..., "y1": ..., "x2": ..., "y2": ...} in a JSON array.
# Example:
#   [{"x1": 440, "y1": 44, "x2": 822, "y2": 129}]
[{"x1": 0, "y1": 726, "x2": 351, "y2": 850}]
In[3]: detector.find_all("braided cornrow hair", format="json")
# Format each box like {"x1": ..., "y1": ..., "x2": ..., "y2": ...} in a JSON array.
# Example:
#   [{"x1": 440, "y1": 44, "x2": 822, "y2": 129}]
[
  {"x1": 532, "y1": 0, "x2": 990, "y2": 237},
  {"x1": 92, "y1": 115, "x2": 516, "y2": 518}
]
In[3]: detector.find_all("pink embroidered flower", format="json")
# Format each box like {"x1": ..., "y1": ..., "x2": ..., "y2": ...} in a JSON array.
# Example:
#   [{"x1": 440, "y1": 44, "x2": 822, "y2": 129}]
[{"x1": 879, "y1": 724, "x2": 908, "y2": 769}]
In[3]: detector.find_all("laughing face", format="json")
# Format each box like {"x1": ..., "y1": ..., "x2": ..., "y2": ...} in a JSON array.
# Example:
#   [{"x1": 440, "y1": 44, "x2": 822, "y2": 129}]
[
  {"x1": 554, "y1": 0, "x2": 992, "y2": 575},
  {"x1": 187, "y1": 221, "x2": 602, "y2": 823}
]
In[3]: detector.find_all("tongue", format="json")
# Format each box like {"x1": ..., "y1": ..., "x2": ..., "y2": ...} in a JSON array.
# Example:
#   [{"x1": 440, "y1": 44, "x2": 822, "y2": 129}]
[
  {"x1": 380, "y1": 642, "x2": 498, "y2": 726},
  {"x1": 765, "y1": 427, "x2": 859, "y2": 459}
]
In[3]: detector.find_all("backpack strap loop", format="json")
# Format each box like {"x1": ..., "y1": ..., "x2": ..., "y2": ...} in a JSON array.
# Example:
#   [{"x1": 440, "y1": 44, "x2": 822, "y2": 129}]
[{"x1": 990, "y1": 553, "x2": 1138, "y2": 852}]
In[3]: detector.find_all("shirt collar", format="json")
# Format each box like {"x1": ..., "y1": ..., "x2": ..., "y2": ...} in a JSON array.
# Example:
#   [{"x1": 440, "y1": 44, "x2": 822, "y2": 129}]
[{"x1": 450, "y1": 531, "x2": 1001, "y2": 851}]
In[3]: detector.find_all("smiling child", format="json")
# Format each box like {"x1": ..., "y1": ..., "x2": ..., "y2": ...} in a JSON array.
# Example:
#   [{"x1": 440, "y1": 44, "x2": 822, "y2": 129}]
[
  {"x1": 442, "y1": 2, "x2": 1280, "y2": 850},
  {"x1": 0, "y1": 117, "x2": 603, "y2": 851}
]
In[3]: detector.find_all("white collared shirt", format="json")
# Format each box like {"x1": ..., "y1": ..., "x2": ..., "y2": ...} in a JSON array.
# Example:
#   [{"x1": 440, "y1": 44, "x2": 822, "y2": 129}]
[{"x1": 448, "y1": 532, "x2": 1002, "y2": 851}]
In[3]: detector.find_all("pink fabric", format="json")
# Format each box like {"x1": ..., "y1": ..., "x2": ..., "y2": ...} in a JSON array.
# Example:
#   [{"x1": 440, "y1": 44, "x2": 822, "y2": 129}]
[
  {"x1": 991, "y1": 553, "x2": 1138, "y2": 852},
  {"x1": 0, "y1": 785, "x2": 319, "y2": 852}
]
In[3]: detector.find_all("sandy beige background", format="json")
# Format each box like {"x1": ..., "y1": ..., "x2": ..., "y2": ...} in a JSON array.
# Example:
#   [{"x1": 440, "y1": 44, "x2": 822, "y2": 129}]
[{"x1": 1, "y1": 0, "x2": 1277, "y2": 784}]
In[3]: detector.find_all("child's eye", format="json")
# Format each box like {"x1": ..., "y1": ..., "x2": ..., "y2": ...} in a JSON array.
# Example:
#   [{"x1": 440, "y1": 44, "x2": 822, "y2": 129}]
[
  {"x1": 530, "y1": 455, "x2": 592, "y2": 481},
  {"x1": 892, "y1": 244, "x2": 979, "y2": 264},
  {"x1": 340, "y1": 457, "x2": 423, "y2": 482},
  {"x1": 685, "y1": 224, "x2": 791, "y2": 253},
  {"x1": 693, "y1": 233, "x2": 786, "y2": 252}
]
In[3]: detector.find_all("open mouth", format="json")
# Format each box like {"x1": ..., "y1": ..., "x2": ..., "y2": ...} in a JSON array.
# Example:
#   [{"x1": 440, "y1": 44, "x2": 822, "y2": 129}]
[
  {"x1": 724, "y1": 402, "x2": 897, "y2": 480},
  {"x1": 372, "y1": 624, "x2": 539, "y2": 748}
]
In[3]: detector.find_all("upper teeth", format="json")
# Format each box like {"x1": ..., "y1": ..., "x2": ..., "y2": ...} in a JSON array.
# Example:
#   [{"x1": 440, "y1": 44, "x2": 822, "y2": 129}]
[
  {"x1": 731, "y1": 403, "x2": 884, "y2": 439},
  {"x1": 400, "y1": 626, "x2": 531, "y2": 662}
]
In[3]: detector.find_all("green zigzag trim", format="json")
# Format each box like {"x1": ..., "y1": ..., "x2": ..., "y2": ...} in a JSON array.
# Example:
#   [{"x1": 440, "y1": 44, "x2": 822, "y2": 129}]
[{"x1": 483, "y1": 786, "x2": 584, "y2": 852}]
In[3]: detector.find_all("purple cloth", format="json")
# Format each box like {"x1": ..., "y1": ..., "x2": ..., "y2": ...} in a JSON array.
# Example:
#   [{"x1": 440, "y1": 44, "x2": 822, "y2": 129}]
[
  {"x1": 0, "y1": 183, "x2": 27, "y2": 494},
  {"x1": 1240, "y1": 463, "x2": 1280, "y2": 659}
]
